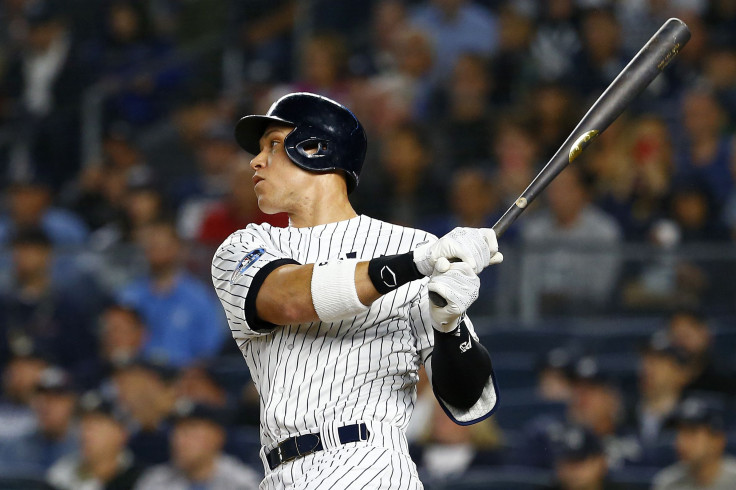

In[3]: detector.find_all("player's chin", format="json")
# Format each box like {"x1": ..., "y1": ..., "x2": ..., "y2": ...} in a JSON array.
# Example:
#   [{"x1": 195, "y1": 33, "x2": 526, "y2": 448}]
[{"x1": 256, "y1": 195, "x2": 282, "y2": 215}]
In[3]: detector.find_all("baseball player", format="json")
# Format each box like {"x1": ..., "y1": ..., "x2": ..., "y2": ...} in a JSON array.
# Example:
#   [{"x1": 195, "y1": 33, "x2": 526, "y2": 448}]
[{"x1": 211, "y1": 93, "x2": 503, "y2": 489}]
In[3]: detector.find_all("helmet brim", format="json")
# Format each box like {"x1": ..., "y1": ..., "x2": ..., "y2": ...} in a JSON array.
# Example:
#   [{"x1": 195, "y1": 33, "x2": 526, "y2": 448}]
[{"x1": 234, "y1": 115, "x2": 295, "y2": 155}]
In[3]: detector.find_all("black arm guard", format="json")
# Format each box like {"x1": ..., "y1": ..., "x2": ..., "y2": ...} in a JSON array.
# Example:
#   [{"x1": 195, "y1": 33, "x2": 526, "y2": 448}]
[{"x1": 431, "y1": 320, "x2": 493, "y2": 411}]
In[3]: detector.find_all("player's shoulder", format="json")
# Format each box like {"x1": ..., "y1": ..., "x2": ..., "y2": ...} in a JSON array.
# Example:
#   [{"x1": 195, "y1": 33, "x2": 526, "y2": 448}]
[
  {"x1": 651, "y1": 463, "x2": 688, "y2": 488},
  {"x1": 218, "y1": 222, "x2": 282, "y2": 248},
  {"x1": 361, "y1": 215, "x2": 437, "y2": 242}
]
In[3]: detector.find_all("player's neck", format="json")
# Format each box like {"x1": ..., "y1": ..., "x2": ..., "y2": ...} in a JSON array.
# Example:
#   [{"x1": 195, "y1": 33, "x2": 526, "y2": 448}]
[{"x1": 288, "y1": 182, "x2": 357, "y2": 228}]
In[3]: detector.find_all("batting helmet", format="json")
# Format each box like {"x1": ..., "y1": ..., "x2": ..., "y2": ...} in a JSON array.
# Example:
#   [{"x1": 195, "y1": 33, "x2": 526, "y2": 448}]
[{"x1": 235, "y1": 92, "x2": 367, "y2": 193}]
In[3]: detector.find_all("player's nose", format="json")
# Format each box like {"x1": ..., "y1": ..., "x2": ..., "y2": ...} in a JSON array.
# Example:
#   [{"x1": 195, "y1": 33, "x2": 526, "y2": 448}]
[{"x1": 250, "y1": 150, "x2": 267, "y2": 170}]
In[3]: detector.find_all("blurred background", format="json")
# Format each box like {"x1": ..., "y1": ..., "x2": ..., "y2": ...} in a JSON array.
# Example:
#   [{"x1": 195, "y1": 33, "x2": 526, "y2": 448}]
[{"x1": 0, "y1": 0, "x2": 735, "y2": 489}]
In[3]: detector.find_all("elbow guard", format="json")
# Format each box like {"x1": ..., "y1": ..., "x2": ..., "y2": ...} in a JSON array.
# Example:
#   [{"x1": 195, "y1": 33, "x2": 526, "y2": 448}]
[{"x1": 431, "y1": 320, "x2": 493, "y2": 411}]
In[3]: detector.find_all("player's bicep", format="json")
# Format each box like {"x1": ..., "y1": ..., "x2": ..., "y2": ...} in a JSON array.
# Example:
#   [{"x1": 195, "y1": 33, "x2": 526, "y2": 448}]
[{"x1": 211, "y1": 231, "x2": 298, "y2": 336}]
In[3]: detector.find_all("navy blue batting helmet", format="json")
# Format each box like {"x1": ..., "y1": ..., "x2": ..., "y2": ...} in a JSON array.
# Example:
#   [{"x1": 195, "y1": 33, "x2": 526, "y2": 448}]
[{"x1": 235, "y1": 92, "x2": 367, "y2": 193}]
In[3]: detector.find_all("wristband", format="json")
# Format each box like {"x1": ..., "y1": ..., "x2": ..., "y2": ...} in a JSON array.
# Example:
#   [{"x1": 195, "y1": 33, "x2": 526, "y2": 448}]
[
  {"x1": 368, "y1": 252, "x2": 424, "y2": 295},
  {"x1": 311, "y1": 259, "x2": 369, "y2": 323}
]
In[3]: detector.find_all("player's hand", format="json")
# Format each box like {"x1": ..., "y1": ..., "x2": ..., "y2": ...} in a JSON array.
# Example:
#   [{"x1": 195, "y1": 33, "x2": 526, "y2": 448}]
[
  {"x1": 413, "y1": 227, "x2": 503, "y2": 276},
  {"x1": 427, "y1": 258, "x2": 479, "y2": 333}
]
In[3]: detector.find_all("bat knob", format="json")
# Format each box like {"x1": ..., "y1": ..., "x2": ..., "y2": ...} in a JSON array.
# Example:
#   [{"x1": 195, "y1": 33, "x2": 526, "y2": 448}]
[{"x1": 429, "y1": 291, "x2": 448, "y2": 307}]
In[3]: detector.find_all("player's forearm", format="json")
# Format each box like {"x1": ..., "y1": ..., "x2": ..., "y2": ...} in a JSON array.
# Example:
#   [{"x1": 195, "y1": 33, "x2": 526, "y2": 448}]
[{"x1": 255, "y1": 263, "x2": 381, "y2": 325}]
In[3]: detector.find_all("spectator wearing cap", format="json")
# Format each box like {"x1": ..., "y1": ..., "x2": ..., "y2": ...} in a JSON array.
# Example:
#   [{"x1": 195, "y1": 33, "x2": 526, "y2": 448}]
[
  {"x1": 112, "y1": 358, "x2": 178, "y2": 466},
  {"x1": 0, "y1": 228, "x2": 100, "y2": 372},
  {"x1": 630, "y1": 334, "x2": 692, "y2": 447},
  {"x1": 548, "y1": 424, "x2": 627, "y2": 490},
  {"x1": 536, "y1": 347, "x2": 575, "y2": 403},
  {"x1": 1, "y1": 367, "x2": 80, "y2": 474},
  {"x1": 117, "y1": 219, "x2": 226, "y2": 367},
  {"x1": 565, "y1": 356, "x2": 640, "y2": 470},
  {"x1": 47, "y1": 391, "x2": 143, "y2": 490},
  {"x1": 652, "y1": 397, "x2": 736, "y2": 490},
  {"x1": 667, "y1": 309, "x2": 736, "y2": 398},
  {"x1": 0, "y1": 339, "x2": 51, "y2": 443},
  {"x1": 0, "y1": 0, "x2": 95, "y2": 187},
  {"x1": 134, "y1": 401, "x2": 259, "y2": 490},
  {"x1": 0, "y1": 176, "x2": 89, "y2": 247},
  {"x1": 519, "y1": 356, "x2": 641, "y2": 470}
]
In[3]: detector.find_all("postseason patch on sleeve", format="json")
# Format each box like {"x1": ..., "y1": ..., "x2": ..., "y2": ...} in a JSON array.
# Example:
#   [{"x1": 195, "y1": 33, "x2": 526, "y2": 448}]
[{"x1": 230, "y1": 248, "x2": 265, "y2": 284}]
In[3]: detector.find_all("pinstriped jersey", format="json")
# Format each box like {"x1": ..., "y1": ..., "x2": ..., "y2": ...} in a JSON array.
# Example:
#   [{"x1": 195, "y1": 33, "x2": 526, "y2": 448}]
[{"x1": 211, "y1": 215, "x2": 438, "y2": 447}]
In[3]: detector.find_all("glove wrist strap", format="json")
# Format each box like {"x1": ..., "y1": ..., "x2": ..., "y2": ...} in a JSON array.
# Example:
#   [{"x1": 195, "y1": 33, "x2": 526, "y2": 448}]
[{"x1": 368, "y1": 252, "x2": 424, "y2": 295}]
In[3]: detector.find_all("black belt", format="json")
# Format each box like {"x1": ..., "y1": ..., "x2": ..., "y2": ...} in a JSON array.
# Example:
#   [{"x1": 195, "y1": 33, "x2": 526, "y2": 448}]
[{"x1": 266, "y1": 423, "x2": 370, "y2": 470}]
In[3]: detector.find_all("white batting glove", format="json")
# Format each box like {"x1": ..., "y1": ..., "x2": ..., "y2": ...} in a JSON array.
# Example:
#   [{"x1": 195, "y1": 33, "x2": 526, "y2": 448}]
[
  {"x1": 414, "y1": 227, "x2": 503, "y2": 276},
  {"x1": 427, "y1": 258, "x2": 480, "y2": 333}
]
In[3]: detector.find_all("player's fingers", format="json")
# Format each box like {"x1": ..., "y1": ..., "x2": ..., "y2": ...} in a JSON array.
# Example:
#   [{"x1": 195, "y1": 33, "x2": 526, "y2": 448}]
[
  {"x1": 445, "y1": 261, "x2": 476, "y2": 277},
  {"x1": 435, "y1": 257, "x2": 451, "y2": 273},
  {"x1": 481, "y1": 228, "x2": 499, "y2": 253},
  {"x1": 489, "y1": 252, "x2": 504, "y2": 265},
  {"x1": 431, "y1": 244, "x2": 477, "y2": 272}
]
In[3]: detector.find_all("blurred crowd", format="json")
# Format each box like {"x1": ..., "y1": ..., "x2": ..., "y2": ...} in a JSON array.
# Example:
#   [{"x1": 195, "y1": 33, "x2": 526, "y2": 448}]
[{"x1": 0, "y1": 0, "x2": 735, "y2": 488}]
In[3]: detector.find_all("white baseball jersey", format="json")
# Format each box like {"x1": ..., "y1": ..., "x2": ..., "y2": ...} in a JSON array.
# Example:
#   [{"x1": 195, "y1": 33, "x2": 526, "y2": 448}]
[{"x1": 211, "y1": 215, "x2": 498, "y2": 489}]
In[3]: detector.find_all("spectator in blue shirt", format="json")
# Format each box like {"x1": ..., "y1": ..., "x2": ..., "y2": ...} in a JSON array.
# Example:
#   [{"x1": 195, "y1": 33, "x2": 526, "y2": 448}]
[
  {"x1": 410, "y1": 0, "x2": 498, "y2": 84},
  {"x1": 0, "y1": 177, "x2": 89, "y2": 248},
  {"x1": 118, "y1": 219, "x2": 226, "y2": 367}
]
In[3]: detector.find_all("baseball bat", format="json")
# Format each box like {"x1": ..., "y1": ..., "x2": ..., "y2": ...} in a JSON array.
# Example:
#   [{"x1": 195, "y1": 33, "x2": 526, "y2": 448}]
[{"x1": 429, "y1": 17, "x2": 691, "y2": 308}]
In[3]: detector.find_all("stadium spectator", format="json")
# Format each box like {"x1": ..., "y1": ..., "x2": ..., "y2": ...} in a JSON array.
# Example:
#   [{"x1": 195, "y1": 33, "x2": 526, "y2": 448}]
[
  {"x1": 547, "y1": 424, "x2": 628, "y2": 490},
  {"x1": 174, "y1": 122, "x2": 240, "y2": 239},
  {"x1": 47, "y1": 391, "x2": 143, "y2": 490},
  {"x1": 112, "y1": 359, "x2": 177, "y2": 466},
  {"x1": 0, "y1": 340, "x2": 51, "y2": 443},
  {"x1": 411, "y1": 399, "x2": 504, "y2": 480},
  {"x1": 634, "y1": 333, "x2": 691, "y2": 446},
  {"x1": 0, "y1": 176, "x2": 89, "y2": 247},
  {"x1": 0, "y1": 228, "x2": 99, "y2": 371},
  {"x1": 652, "y1": 397, "x2": 736, "y2": 490},
  {"x1": 674, "y1": 88, "x2": 735, "y2": 205},
  {"x1": 74, "y1": 303, "x2": 148, "y2": 390},
  {"x1": 571, "y1": 7, "x2": 628, "y2": 99},
  {"x1": 134, "y1": 401, "x2": 259, "y2": 490},
  {"x1": 174, "y1": 363, "x2": 228, "y2": 409},
  {"x1": 409, "y1": 0, "x2": 499, "y2": 83},
  {"x1": 195, "y1": 161, "x2": 288, "y2": 248},
  {"x1": 433, "y1": 53, "x2": 495, "y2": 166},
  {"x1": 117, "y1": 220, "x2": 226, "y2": 367},
  {"x1": 357, "y1": 28, "x2": 435, "y2": 133},
  {"x1": 358, "y1": 122, "x2": 446, "y2": 226},
  {"x1": 99, "y1": 0, "x2": 183, "y2": 126},
  {"x1": 0, "y1": 0, "x2": 95, "y2": 187},
  {"x1": 0, "y1": 367, "x2": 79, "y2": 474},
  {"x1": 491, "y1": 117, "x2": 540, "y2": 205},
  {"x1": 536, "y1": 347, "x2": 575, "y2": 403},
  {"x1": 521, "y1": 165, "x2": 622, "y2": 314},
  {"x1": 528, "y1": 0, "x2": 582, "y2": 83},
  {"x1": 666, "y1": 309, "x2": 735, "y2": 398},
  {"x1": 592, "y1": 114, "x2": 674, "y2": 241}
]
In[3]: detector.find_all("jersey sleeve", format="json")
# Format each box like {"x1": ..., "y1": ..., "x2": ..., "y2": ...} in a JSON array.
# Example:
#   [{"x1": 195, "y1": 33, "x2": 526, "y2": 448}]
[
  {"x1": 423, "y1": 315, "x2": 500, "y2": 426},
  {"x1": 211, "y1": 226, "x2": 299, "y2": 337}
]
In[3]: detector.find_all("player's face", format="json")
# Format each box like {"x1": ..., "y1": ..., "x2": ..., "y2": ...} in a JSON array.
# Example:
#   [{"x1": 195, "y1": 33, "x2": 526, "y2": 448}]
[{"x1": 250, "y1": 124, "x2": 315, "y2": 215}]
